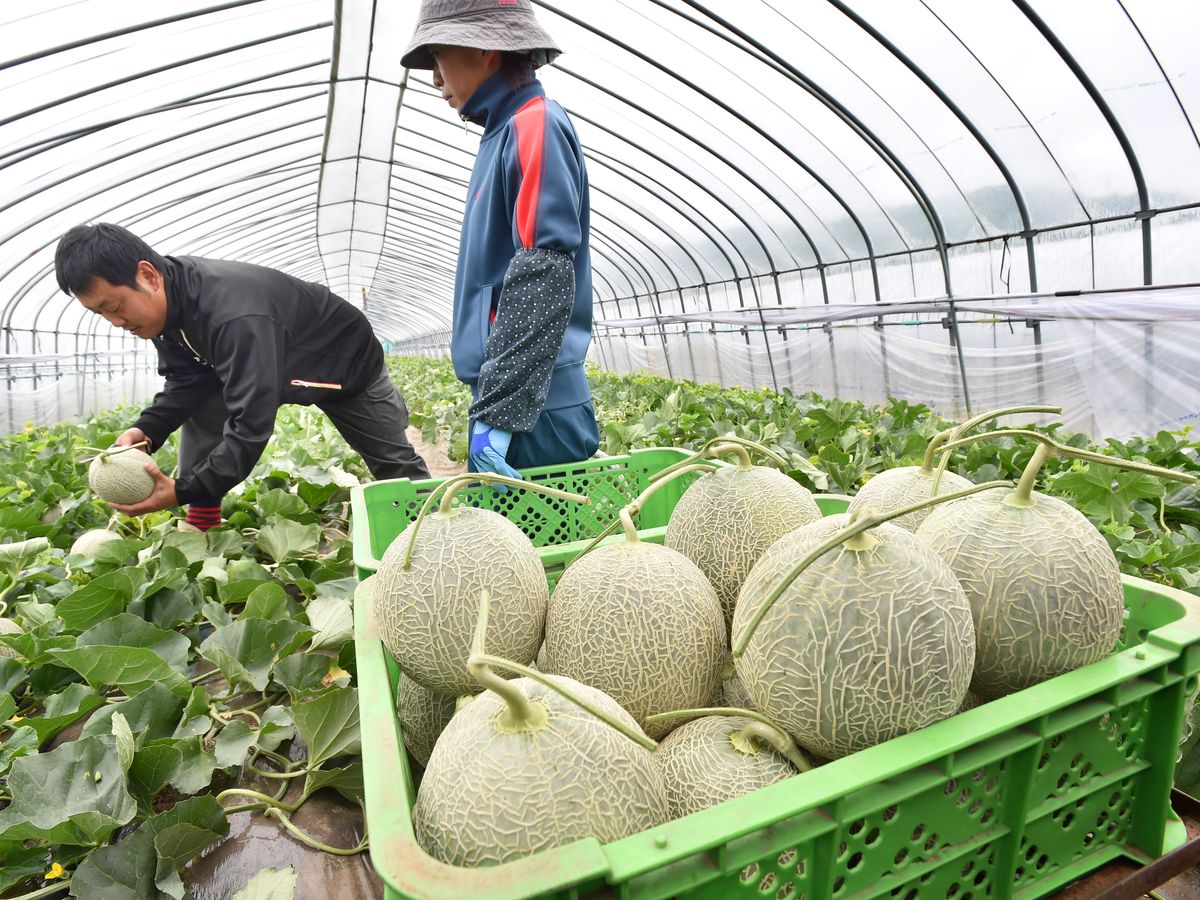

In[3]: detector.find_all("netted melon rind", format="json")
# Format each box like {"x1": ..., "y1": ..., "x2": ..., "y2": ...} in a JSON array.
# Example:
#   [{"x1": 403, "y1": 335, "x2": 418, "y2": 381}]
[
  {"x1": 69, "y1": 529, "x2": 123, "y2": 559},
  {"x1": 542, "y1": 541, "x2": 725, "y2": 740},
  {"x1": 732, "y1": 514, "x2": 974, "y2": 760},
  {"x1": 375, "y1": 508, "x2": 547, "y2": 695},
  {"x1": 654, "y1": 715, "x2": 800, "y2": 818},
  {"x1": 413, "y1": 674, "x2": 669, "y2": 866},
  {"x1": 396, "y1": 671, "x2": 459, "y2": 768},
  {"x1": 0, "y1": 618, "x2": 22, "y2": 659},
  {"x1": 88, "y1": 449, "x2": 156, "y2": 505},
  {"x1": 916, "y1": 489, "x2": 1124, "y2": 700},
  {"x1": 847, "y1": 466, "x2": 973, "y2": 532},
  {"x1": 666, "y1": 466, "x2": 821, "y2": 631}
]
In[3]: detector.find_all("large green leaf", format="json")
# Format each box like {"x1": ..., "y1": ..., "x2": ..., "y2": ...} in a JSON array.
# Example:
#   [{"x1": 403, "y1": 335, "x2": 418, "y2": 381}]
[
  {"x1": 256, "y1": 519, "x2": 320, "y2": 563},
  {"x1": 0, "y1": 689, "x2": 14, "y2": 723},
  {"x1": 21, "y1": 682, "x2": 104, "y2": 743},
  {"x1": 57, "y1": 569, "x2": 147, "y2": 633},
  {"x1": 82, "y1": 682, "x2": 183, "y2": 744},
  {"x1": 0, "y1": 735, "x2": 136, "y2": 845},
  {"x1": 291, "y1": 687, "x2": 359, "y2": 769},
  {"x1": 214, "y1": 720, "x2": 257, "y2": 768},
  {"x1": 302, "y1": 763, "x2": 364, "y2": 806},
  {"x1": 76, "y1": 613, "x2": 191, "y2": 675},
  {"x1": 305, "y1": 595, "x2": 352, "y2": 651},
  {"x1": 48, "y1": 644, "x2": 189, "y2": 698},
  {"x1": 69, "y1": 795, "x2": 228, "y2": 900},
  {"x1": 271, "y1": 653, "x2": 334, "y2": 701},
  {"x1": 242, "y1": 582, "x2": 291, "y2": 621},
  {"x1": 0, "y1": 725, "x2": 38, "y2": 777},
  {"x1": 199, "y1": 619, "x2": 313, "y2": 691}
]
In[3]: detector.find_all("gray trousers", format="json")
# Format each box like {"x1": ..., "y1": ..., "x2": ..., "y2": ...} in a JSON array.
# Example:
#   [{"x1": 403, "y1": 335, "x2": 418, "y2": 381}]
[{"x1": 179, "y1": 364, "x2": 430, "y2": 502}]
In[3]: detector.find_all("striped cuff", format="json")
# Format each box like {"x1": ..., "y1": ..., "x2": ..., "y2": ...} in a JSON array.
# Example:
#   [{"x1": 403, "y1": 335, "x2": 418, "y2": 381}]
[{"x1": 186, "y1": 504, "x2": 222, "y2": 531}]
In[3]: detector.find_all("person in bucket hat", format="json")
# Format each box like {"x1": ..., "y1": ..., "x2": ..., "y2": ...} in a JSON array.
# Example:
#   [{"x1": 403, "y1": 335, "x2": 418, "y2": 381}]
[{"x1": 403, "y1": 0, "x2": 599, "y2": 488}]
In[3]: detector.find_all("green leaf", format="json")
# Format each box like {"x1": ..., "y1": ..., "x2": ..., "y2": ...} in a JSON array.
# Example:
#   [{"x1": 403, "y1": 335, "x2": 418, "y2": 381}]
[
  {"x1": 83, "y1": 683, "x2": 185, "y2": 744},
  {"x1": 200, "y1": 619, "x2": 313, "y2": 692},
  {"x1": 215, "y1": 720, "x2": 257, "y2": 768},
  {"x1": 231, "y1": 865, "x2": 298, "y2": 900},
  {"x1": 22, "y1": 682, "x2": 105, "y2": 743},
  {"x1": 167, "y1": 736, "x2": 218, "y2": 795},
  {"x1": 161, "y1": 530, "x2": 209, "y2": 565},
  {"x1": 255, "y1": 705, "x2": 294, "y2": 753},
  {"x1": 1053, "y1": 466, "x2": 1166, "y2": 524},
  {"x1": 256, "y1": 520, "x2": 320, "y2": 563},
  {"x1": 291, "y1": 687, "x2": 359, "y2": 769},
  {"x1": 302, "y1": 762, "x2": 364, "y2": 806},
  {"x1": 0, "y1": 725, "x2": 38, "y2": 777},
  {"x1": 0, "y1": 690, "x2": 14, "y2": 724},
  {"x1": 306, "y1": 595, "x2": 352, "y2": 651},
  {"x1": 258, "y1": 489, "x2": 309, "y2": 520},
  {"x1": 0, "y1": 734, "x2": 137, "y2": 845},
  {"x1": 70, "y1": 795, "x2": 228, "y2": 900},
  {"x1": 77, "y1": 612, "x2": 191, "y2": 675},
  {"x1": 129, "y1": 740, "x2": 185, "y2": 813},
  {"x1": 271, "y1": 653, "x2": 333, "y2": 701},
  {"x1": 57, "y1": 569, "x2": 147, "y2": 633},
  {"x1": 242, "y1": 582, "x2": 291, "y2": 621},
  {"x1": 0, "y1": 621, "x2": 76, "y2": 665},
  {"x1": 173, "y1": 686, "x2": 213, "y2": 739},
  {"x1": 0, "y1": 844, "x2": 51, "y2": 894},
  {"x1": 49, "y1": 644, "x2": 189, "y2": 698}
]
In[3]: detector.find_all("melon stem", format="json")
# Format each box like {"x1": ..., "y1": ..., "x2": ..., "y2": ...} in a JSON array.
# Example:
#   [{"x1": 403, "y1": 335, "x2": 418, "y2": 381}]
[
  {"x1": 921, "y1": 405, "x2": 1061, "y2": 474},
  {"x1": 651, "y1": 436, "x2": 788, "y2": 482},
  {"x1": 467, "y1": 589, "x2": 546, "y2": 731},
  {"x1": 643, "y1": 706, "x2": 811, "y2": 772},
  {"x1": 401, "y1": 473, "x2": 588, "y2": 570},
  {"x1": 472, "y1": 652, "x2": 657, "y2": 751},
  {"x1": 564, "y1": 463, "x2": 717, "y2": 568},
  {"x1": 732, "y1": 480, "x2": 1012, "y2": 657},
  {"x1": 936, "y1": 428, "x2": 1197, "y2": 506}
]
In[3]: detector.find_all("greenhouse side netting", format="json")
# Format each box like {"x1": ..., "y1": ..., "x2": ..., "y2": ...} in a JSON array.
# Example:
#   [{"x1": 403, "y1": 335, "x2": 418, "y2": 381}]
[{"x1": 2, "y1": 0, "x2": 1200, "y2": 437}]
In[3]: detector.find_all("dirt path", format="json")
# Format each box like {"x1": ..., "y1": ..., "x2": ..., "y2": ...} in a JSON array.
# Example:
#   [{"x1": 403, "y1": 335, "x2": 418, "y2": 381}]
[{"x1": 407, "y1": 426, "x2": 465, "y2": 479}]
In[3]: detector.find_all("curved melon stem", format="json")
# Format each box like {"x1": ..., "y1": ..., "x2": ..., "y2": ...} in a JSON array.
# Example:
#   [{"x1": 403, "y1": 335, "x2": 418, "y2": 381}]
[
  {"x1": 644, "y1": 706, "x2": 811, "y2": 772},
  {"x1": 564, "y1": 463, "x2": 718, "y2": 569},
  {"x1": 732, "y1": 480, "x2": 1013, "y2": 657},
  {"x1": 81, "y1": 440, "x2": 151, "y2": 464},
  {"x1": 467, "y1": 589, "x2": 547, "y2": 732},
  {"x1": 651, "y1": 435, "x2": 788, "y2": 482},
  {"x1": 936, "y1": 428, "x2": 1197, "y2": 506},
  {"x1": 401, "y1": 473, "x2": 589, "y2": 570},
  {"x1": 920, "y1": 405, "x2": 1061, "y2": 474}
]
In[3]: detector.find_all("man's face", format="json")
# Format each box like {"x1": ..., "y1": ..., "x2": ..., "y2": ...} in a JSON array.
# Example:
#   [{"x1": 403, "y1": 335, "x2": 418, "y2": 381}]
[
  {"x1": 430, "y1": 45, "x2": 500, "y2": 112},
  {"x1": 75, "y1": 261, "x2": 168, "y2": 340}
]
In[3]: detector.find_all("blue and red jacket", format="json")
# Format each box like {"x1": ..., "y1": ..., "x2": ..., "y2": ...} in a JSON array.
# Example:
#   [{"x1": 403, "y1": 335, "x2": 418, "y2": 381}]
[{"x1": 452, "y1": 71, "x2": 593, "y2": 432}]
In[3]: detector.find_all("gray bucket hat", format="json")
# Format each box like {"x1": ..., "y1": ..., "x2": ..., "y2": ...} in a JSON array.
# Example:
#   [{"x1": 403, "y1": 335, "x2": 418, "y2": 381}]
[{"x1": 401, "y1": 0, "x2": 562, "y2": 71}]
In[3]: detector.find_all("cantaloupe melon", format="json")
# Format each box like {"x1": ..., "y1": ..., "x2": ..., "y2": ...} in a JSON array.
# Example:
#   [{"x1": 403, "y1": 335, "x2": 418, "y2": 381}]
[
  {"x1": 412, "y1": 591, "x2": 669, "y2": 866},
  {"x1": 731, "y1": 484, "x2": 1004, "y2": 759},
  {"x1": 916, "y1": 430, "x2": 1195, "y2": 699},
  {"x1": 69, "y1": 529, "x2": 123, "y2": 558},
  {"x1": 542, "y1": 485, "x2": 726, "y2": 740},
  {"x1": 88, "y1": 448, "x2": 155, "y2": 505},
  {"x1": 375, "y1": 474, "x2": 586, "y2": 696},
  {"x1": 395, "y1": 672, "x2": 459, "y2": 768},
  {"x1": 649, "y1": 709, "x2": 808, "y2": 818},
  {"x1": 666, "y1": 442, "x2": 821, "y2": 632}
]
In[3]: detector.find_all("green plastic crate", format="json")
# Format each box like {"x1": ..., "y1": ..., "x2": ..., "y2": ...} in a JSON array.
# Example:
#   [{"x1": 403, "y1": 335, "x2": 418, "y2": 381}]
[
  {"x1": 352, "y1": 447, "x2": 702, "y2": 587},
  {"x1": 355, "y1": 496, "x2": 1200, "y2": 900}
]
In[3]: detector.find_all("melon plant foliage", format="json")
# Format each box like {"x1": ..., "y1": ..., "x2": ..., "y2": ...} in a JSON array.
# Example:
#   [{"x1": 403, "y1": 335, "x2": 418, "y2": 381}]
[{"x1": 1, "y1": 357, "x2": 1199, "y2": 892}]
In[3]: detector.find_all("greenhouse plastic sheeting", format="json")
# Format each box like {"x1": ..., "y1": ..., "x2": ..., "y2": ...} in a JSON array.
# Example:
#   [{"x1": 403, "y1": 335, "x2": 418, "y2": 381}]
[{"x1": 591, "y1": 286, "x2": 1200, "y2": 440}]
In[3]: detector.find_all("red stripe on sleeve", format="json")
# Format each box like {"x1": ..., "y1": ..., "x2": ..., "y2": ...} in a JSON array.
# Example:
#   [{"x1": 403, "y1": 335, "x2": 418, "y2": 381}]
[{"x1": 512, "y1": 97, "x2": 546, "y2": 249}]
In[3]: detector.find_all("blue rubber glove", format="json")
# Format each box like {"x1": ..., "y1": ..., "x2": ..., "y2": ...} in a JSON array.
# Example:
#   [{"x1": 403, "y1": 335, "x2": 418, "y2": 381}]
[{"x1": 469, "y1": 421, "x2": 522, "y2": 492}]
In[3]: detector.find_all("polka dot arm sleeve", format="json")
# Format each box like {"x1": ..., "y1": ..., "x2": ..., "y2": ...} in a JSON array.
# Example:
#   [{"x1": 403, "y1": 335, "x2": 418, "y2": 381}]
[{"x1": 469, "y1": 247, "x2": 574, "y2": 432}]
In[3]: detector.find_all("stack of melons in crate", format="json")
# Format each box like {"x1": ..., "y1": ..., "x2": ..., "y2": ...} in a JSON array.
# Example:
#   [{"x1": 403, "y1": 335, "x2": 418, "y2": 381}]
[{"x1": 371, "y1": 406, "x2": 1194, "y2": 867}]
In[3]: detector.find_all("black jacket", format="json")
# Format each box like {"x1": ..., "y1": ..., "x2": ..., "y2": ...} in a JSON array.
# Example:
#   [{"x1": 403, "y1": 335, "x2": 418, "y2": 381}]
[{"x1": 133, "y1": 256, "x2": 383, "y2": 504}]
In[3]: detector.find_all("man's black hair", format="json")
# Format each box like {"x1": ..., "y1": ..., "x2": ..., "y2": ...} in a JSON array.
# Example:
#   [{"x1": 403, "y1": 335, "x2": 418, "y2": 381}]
[
  {"x1": 54, "y1": 223, "x2": 167, "y2": 296},
  {"x1": 500, "y1": 51, "x2": 535, "y2": 90}
]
